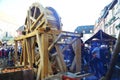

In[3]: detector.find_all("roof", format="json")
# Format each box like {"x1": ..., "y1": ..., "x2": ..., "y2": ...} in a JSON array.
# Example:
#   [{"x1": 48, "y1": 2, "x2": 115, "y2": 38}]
[
  {"x1": 74, "y1": 25, "x2": 94, "y2": 34},
  {"x1": 101, "y1": 2, "x2": 112, "y2": 19},
  {"x1": 99, "y1": 0, "x2": 117, "y2": 20},
  {"x1": 85, "y1": 30, "x2": 117, "y2": 44},
  {"x1": 16, "y1": 25, "x2": 25, "y2": 32},
  {"x1": 108, "y1": 0, "x2": 118, "y2": 10}
]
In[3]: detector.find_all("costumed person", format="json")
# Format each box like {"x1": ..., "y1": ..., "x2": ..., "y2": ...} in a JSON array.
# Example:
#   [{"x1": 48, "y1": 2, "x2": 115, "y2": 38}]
[
  {"x1": 90, "y1": 43, "x2": 104, "y2": 79},
  {"x1": 100, "y1": 44, "x2": 111, "y2": 75}
]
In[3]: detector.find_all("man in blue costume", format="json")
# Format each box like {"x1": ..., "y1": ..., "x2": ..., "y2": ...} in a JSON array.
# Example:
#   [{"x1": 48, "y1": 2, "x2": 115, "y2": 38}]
[{"x1": 90, "y1": 43, "x2": 104, "y2": 79}]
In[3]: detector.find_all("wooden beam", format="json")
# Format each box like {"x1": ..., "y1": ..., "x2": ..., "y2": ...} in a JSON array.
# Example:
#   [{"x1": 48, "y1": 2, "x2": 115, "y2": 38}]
[
  {"x1": 14, "y1": 41, "x2": 18, "y2": 65},
  {"x1": 28, "y1": 8, "x2": 32, "y2": 31},
  {"x1": 31, "y1": 13, "x2": 44, "y2": 30},
  {"x1": 25, "y1": 38, "x2": 32, "y2": 67},
  {"x1": 36, "y1": 31, "x2": 43, "y2": 80},
  {"x1": 35, "y1": 19, "x2": 45, "y2": 30},
  {"x1": 72, "y1": 39, "x2": 81, "y2": 72},
  {"x1": 36, "y1": 31, "x2": 50, "y2": 79},
  {"x1": 15, "y1": 29, "x2": 81, "y2": 41},
  {"x1": 15, "y1": 30, "x2": 37, "y2": 41},
  {"x1": 61, "y1": 38, "x2": 78, "y2": 53},
  {"x1": 48, "y1": 32, "x2": 81, "y2": 51},
  {"x1": 33, "y1": 7, "x2": 37, "y2": 18},
  {"x1": 30, "y1": 16, "x2": 36, "y2": 22},
  {"x1": 15, "y1": 29, "x2": 60, "y2": 41},
  {"x1": 23, "y1": 39, "x2": 28, "y2": 66},
  {"x1": 55, "y1": 45, "x2": 67, "y2": 72},
  {"x1": 31, "y1": 37, "x2": 36, "y2": 64},
  {"x1": 48, "y1": 33, "x2": 63, "y2": 51},
  {"x1": 36, "y1": 62, "x2": 42, "y2": 80},
  {"x1": 41, "y1": 33, "x2": 49, "y2": 78},
  {"x1": 55, "y1": 53, "x2": 64, "y2": 72},
  {"x1": 70, "y1": 57, "x2": 76, "y2": 72},
  {"x1": 48, "y1": 60, "x2": 53, "y2": 75}
]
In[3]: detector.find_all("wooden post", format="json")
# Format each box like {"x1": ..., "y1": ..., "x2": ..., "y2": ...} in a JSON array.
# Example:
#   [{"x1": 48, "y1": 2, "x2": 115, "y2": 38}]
[
  {"x1": 23, "y1": 39, "x2": 28, "y2": 66},
  {"x1": 36, "y1": 31, "x2": 50, "y2": 79},
  {"x1": 41, "y1": 33, "x2": 49, "y2": 78},
  {"x1": 71, "y1": 39, "x2": 81, "y2": 72},
  {"x1": 70, "y1": 56, "x2": 76, "y2": 72},
  {"x1": 27, "y1": 8, "x2": 31, "y2": 32},
  {"x1": 25, "y1": 38, "x2": 32, "y2": 67},
  {"x1": 14, "y1": 41, "x2": 18, "y2": 65},
  {"x1": 55, "y1": 45, "x2": 67, "y2": 72},
  {"x1": 55, "y1": 52, "x2": 64, "y2": 72},
  {"x1": 31, "y1": 37, "x2": 36, "y2": 64}
]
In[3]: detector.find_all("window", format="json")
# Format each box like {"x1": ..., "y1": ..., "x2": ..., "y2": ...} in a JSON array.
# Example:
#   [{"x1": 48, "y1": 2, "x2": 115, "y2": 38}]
[
  {"x1": 83, "y1": 30, "x2": 85, "y2": 33},
  {"x1": 90, "y1": 30, "x2": 93, "y2": 33}
]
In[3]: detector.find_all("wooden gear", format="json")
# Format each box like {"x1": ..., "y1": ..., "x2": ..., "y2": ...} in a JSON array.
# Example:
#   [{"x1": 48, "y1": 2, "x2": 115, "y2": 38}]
[{"x1": 14, "y1": 2, "x2": 82, "y2": 80}]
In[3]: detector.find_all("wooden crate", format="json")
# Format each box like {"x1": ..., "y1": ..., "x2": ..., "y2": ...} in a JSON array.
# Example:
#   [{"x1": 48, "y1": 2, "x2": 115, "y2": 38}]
[
  {"x1": 0, "y1": 69, "x2": 34, "y2": 80},
  {"x1": 0, "y1": 71, "x2": 23, "y2": 80}
]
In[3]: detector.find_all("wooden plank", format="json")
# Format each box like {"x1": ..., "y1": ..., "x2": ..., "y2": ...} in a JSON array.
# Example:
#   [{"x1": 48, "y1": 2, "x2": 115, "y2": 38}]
[
  {"x1": 31, "y1": 37, "x2": 36, "y2": 64},
  {"x1": 36, "y1": 31, "x2": 43, "y2": 80},
  {"x1": 70, "y1": 57, "x2": 76, "y2": 72},
  {"x1": 48, "y1": 60, "x2": 53, "y2": 75},
  {"x1": 30, "y1": 16, "x2": 36, "y2": 22},
  {"x1": 15, "y1": 29, "x2": 82, "y2": 41},
  {"x1": 28, "y1": 8, "x2": 32, "y2": 31},
  {"x1": 40, "y1": 33, "x2": 49, "y2": 78},
  {"x1": 14, "y1": 41, "x2": 18, "y2": 65},
  {"x1": 31, "y1": 13, "x2": 44, "y2": 30},
  {"x1": 23, "y1": 39, "x2": 28, "y2": 66},
  {"x1": 48, "y1": 32, "x2": 81, "y2": 51},
  {"x1": 20, "y1": 41, "x2": 24, "y2": 65},
  {"x1": 25, "y1": 38, "x2": 32, "y2": 67},
  {"x1": 35, "y1": 19, "x2": 45, "y2": 30},
  {"x1": 55, "y1": 53, "x2": 64, "y2": 72},
  {"x1": 14, "y1": 30, "x2": 37, "y2": 41},
  {"x1": 36, "y1": 31, "x2": 50, "y2": 79},
  {"x1": 20, "y1": 50, "x2": 23, "y2": 65},
  {"x1": 36, "y1": 62, "x2": 42, "y2": 80},
  {"x1": 48, "y1": 33, "x2": 62, "y2": 51},
  {"x1": 55, "y1": 45, "x2": 67, "y2": 72},
  {"x1": 15, "y1": 29, "x2": 79, "y2": 41},
  {"x1": 61, "y1": 38, "x2": 78, "y2": 53},
  {"x1": 33, "y1": 7, "x2": 37, "y2": 18},
  {"x1": 14, "y1": 29, "x2": 60, "y2": 41},
  {"x1": 76, "y1": 73, "x2": 93, "y2": 78},
  {"x1": 72, "y1": 39, "x2": 81, "y2": 72}
]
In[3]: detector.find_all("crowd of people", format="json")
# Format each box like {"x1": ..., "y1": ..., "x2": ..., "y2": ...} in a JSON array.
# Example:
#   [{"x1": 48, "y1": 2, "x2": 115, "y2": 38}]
[
  {"x1": 81, "y1": 41, "x2": 112, "y2": 79},
  {"x1": 63, "y1": 39, "x2": 113, "y2": 79},
  {"x1": 0, "y1": 42, "x2": 15, "y2": 67},
  {"x1": 0, "y1": 39, "x2": 114, "y2": 79}
]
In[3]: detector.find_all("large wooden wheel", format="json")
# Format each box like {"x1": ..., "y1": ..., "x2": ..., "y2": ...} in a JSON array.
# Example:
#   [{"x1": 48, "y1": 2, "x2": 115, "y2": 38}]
[
  {"x1": 14, "y1": 2, "x2": 82, "y2": 80},
  {"x1": 24, "y1": 2, "x2": 62, "y2": 33},
  {"x1": 17, "y1": 2, "x2": 63, "y2": 80}
]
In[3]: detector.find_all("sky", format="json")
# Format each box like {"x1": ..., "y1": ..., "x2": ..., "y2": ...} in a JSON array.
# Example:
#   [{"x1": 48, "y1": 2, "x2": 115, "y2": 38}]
[{"x1": 0, "y1": 0, "x2": 112, "y2": 36}]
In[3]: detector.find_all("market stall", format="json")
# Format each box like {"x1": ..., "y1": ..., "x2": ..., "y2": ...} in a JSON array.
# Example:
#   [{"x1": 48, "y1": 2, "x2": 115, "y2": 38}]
[{"x1": 85, "y1": 30, "x2": 116, "y2": 44}]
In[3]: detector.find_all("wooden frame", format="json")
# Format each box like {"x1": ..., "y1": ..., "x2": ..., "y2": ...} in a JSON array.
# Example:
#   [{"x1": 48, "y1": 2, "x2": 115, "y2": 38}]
[{"x1": 14, "y1": 3, "x2": 83, "y2": 80}]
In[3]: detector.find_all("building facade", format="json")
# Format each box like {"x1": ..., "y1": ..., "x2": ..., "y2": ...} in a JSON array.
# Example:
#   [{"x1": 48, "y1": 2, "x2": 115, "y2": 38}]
[
  {"x1": 74, "y1": 25, "x2": 94, "y2": 42},
  {"x1": 94, "y1": 0, "x2": 120, "y2": 38}
]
